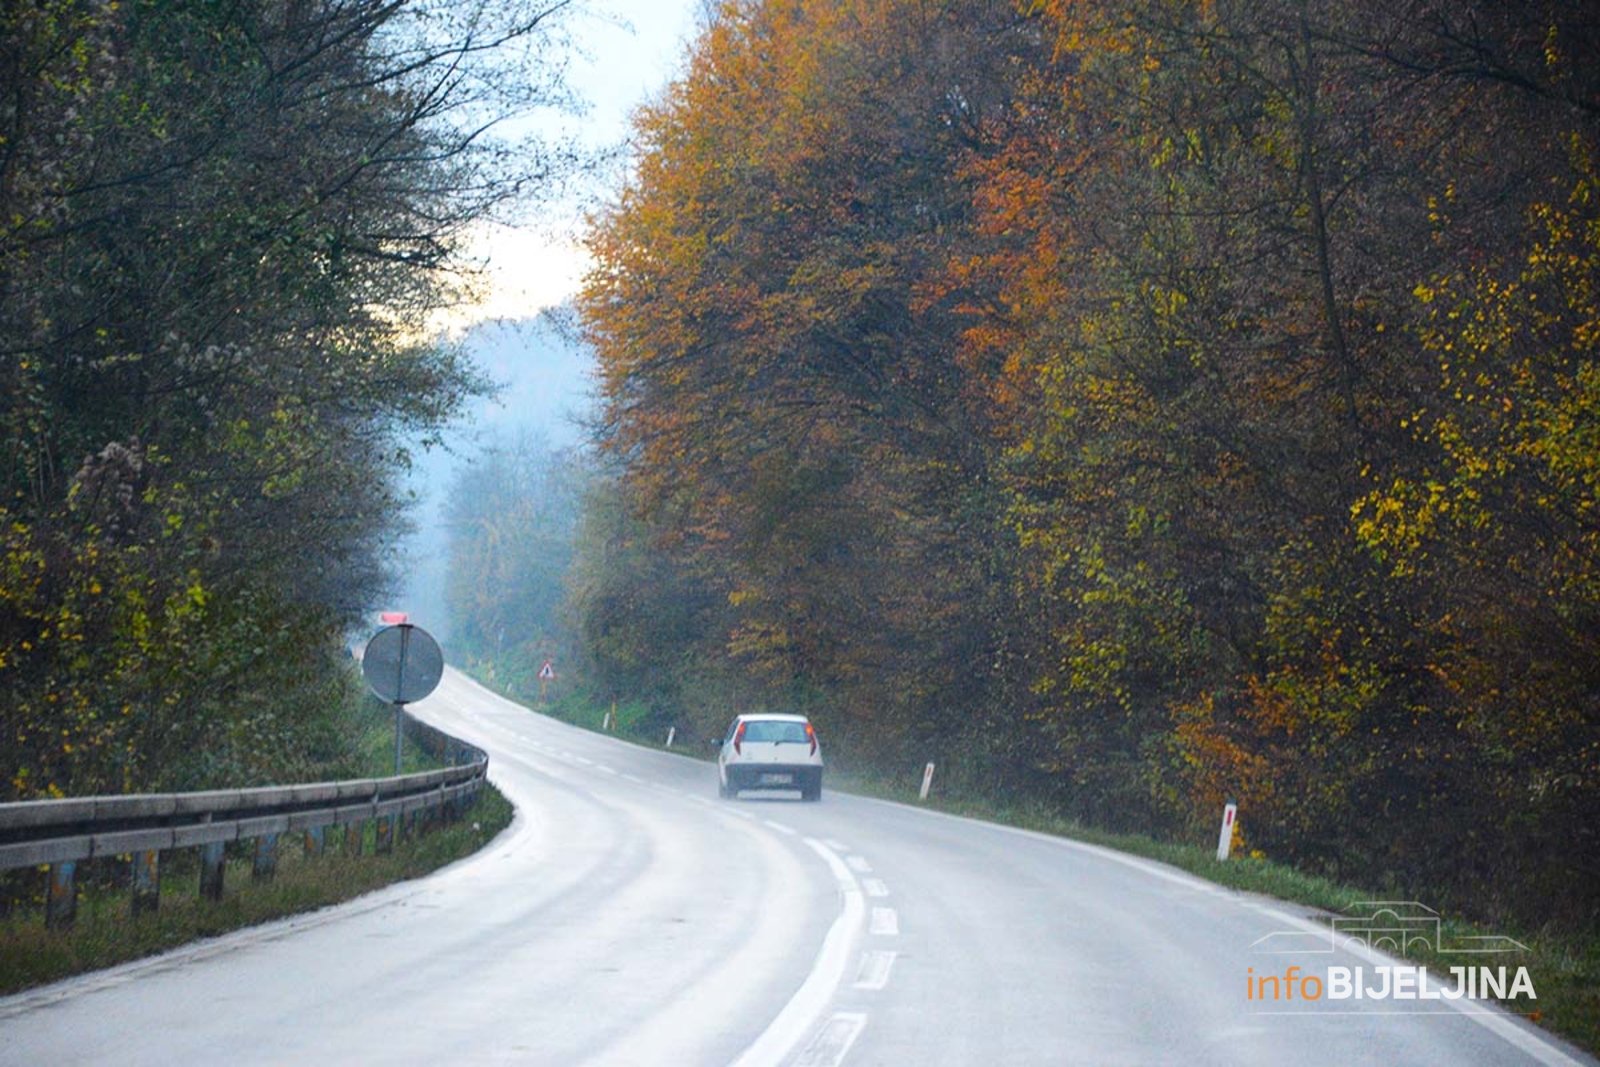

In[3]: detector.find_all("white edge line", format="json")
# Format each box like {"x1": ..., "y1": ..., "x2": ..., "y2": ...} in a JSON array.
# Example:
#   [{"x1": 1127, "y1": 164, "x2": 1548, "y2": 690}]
[
  {"x1": 1246, "y1": 900, "x2": 1588, "y2": 1067},
  {"x1": 847, "y1": 793, "x2": 1594, "y2": 1067},
  {"x1": 729, "y1": 838, "x2": 865, "y2": 1067}
]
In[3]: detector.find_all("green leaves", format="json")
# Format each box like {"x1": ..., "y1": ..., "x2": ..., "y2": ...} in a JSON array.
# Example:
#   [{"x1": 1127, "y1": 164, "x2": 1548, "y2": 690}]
[
  {"x1": 564, "y1": 0, "x2": 1600, "y2": 929},
  {"x1": 579, "y1": 0, "x2": 1027, "y2": 755},
  {"x1": 1, "y1": 0, "x2": 578, "y2": 797}
]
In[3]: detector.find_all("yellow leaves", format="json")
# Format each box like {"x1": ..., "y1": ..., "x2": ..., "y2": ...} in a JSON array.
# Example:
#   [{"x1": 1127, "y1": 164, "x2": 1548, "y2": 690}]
[
  {"x1": 1351, "y1": 473, "x2": 1461, "y2": 577},
  {"x1": 1542, "y1": 23, "x2": 1564, "y2": 74}
]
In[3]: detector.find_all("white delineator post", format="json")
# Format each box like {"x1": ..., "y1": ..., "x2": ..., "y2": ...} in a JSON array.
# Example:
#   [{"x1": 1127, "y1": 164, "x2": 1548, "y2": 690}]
[
  {"x1": 1216, "y1": 801, "x2": 1238, "y2": 861},
  {"x1": 666, "y1": 726, "x2": 676, "y2": 748},
  {"x1": 919, "y1": 762, "x2": 936, "y2": 801}
]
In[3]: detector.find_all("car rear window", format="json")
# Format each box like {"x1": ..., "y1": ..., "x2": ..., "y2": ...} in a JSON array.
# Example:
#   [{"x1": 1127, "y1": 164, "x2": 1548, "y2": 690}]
[{"x1": 742, "y1": 720, "x2": 809, "y2": 744}]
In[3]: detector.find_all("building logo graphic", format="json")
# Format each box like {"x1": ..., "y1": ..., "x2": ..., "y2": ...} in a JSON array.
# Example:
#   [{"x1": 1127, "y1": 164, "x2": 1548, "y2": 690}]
[
  {"x1": 1252, "y1": 900, "x2": 1530, "y2": 958},
  {"x1": 1244, "y1": 901, "x2": 1537, "y2": 1007}
]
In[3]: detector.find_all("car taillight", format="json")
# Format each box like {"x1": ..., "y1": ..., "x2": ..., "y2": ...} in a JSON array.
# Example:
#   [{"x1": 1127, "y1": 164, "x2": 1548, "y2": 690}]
[
  {"x1": 806, "y1": 722, "x2": 817, "y2": 756},
  {"x1": 734, "y1": 721, "x2": 746, "y2": 755}
]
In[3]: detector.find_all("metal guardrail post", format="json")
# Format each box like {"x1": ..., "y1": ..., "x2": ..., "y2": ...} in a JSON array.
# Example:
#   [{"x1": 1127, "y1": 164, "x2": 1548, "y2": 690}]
[
  {"x1": 253, "y1": 834, "x2": 278, "y2": 882},
  {"x1": 374, "y1": 815, "x2": 394, "y2": 854},
  {"x1": 45, "y1": 862, "x2": 76, "y2": 929},
  {"x1": 131, "y1": 849, "x2": 160, "y2": 916},
  {"x1": 199, "y1": 842, "x2": 226, "y2": 901}
]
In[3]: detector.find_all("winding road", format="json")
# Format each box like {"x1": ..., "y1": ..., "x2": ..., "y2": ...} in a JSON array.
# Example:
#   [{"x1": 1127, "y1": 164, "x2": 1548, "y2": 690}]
[{"x1": 0, "y1": 668, "x2": 1592, "y2": 1066}]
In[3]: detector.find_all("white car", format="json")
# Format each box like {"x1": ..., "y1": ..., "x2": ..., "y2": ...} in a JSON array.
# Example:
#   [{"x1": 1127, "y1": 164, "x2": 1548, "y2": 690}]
[{"x1": 717, "y1": 713, "x2": 824, "y2": 801}]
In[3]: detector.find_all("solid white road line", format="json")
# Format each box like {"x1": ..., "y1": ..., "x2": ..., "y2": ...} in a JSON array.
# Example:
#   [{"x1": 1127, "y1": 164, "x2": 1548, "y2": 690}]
[
  {"x1": 853, "y1": 793, "x2": 1594, "y2": 1067},
  {"x1": 729, "y1": 839, "x2": 866, "y2": 1067}
]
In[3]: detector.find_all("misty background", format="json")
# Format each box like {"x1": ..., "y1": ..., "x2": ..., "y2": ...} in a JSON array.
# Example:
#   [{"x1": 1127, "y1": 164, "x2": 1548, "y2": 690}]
[{"x1": 395, "y1": 313, "x2": 593, "y2": 643}]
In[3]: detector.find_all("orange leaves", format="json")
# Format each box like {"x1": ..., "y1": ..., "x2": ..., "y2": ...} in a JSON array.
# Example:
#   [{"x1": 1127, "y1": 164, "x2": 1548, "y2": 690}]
[
  {"x1": 577, "y1": 0, "x2": 1034, "y2": 751},
  {"x1": 573, "y1": 0, "x2": 1600, "y2": 927}
]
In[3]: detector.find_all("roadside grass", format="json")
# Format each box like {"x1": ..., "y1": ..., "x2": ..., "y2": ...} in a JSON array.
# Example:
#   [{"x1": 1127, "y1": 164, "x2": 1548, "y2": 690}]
[
  {"x1": 544, "y1": 689, "x2": 656, "y2": 737},
  {"x1": 0, "y1": 786, "x2": 512, "y2": 997},
  {"x1": 0, "y1": 712, "x2": 515, "y2": 998}
]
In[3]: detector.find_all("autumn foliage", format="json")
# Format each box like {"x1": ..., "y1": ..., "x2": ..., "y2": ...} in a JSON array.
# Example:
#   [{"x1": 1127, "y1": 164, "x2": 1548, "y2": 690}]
[
  {"x1": 577, "y1": 0, "x2": 1600, "y2": 927},
  {"x1": 1, "y1": 0, "x2": 571, "y2": 796}
]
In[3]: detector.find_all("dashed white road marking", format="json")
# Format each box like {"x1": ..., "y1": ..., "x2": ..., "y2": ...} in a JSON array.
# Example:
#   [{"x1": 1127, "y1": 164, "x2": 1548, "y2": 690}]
[
  {"x1": 869, "y1": 907, "x2": 899, "y2": 937},
  {"x1": 853, "y1": 950, "x2": 897, "y2": 991},
  {"x1": 845, "y1": 855, "x2": 872, "y2": 874},
  {"x1": 763, "y1": 820, "x2": 798, "y2": 836},
  {"x1": 792, "y1": 1012, "x2": 867, "y2": 1067},
  {"x1": 862, "y1": 878, "x2": 889, "y2": 898}
]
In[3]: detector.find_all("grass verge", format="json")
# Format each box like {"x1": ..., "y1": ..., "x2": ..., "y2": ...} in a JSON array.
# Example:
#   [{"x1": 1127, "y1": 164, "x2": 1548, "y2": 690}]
[
  {"x1": 0, "y1": 693, "x2": 516, "y2": 999},
  {"x1": 0, "y1": 784, "x2": 512, "y2": 997}
]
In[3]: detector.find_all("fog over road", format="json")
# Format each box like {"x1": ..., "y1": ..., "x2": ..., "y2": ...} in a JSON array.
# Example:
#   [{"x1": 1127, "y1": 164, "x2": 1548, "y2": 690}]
[{"x1": 0, "y1": 669, "x2": 1592, "y2": 1066}]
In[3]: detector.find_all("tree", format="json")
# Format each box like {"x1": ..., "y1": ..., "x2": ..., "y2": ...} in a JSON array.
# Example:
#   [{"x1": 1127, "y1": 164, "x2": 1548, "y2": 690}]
[
  {"x1": 445, "y1": 431, "x2": 586, "y2": 674},
  {"x1": 0, "y1": 0, "x2": 581, "y2": 795},
  {"x1": 581, "y1": 0, "x2": 1032, "y2": 758},
  {"x1": 985, "y1": 0, "x2": 1600, "y2": 917},
  {"x1": 572, "y1": 0, "x2": 1599, "y2": 927}
]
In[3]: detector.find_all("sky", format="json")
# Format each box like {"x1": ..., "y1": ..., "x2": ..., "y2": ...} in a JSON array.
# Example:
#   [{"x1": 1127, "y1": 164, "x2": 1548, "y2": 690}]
[
  {"x1": 395, "y1": 0, "x2": 705, "y2": 630},
  {"x1": 460, "y1": 0, "x2": 705, "y2": 323}
]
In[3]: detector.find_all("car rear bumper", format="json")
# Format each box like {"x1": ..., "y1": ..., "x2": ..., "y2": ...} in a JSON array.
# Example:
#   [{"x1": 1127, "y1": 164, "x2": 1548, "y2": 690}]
[{"x1": 724, "y1": 765, "x2": 823, "y2": 790}]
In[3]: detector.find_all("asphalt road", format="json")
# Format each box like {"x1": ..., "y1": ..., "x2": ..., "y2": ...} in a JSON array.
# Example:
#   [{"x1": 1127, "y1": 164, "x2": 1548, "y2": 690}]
[{"x1": 0, "y1": 668, "x2": 1592, "y2": 1066}]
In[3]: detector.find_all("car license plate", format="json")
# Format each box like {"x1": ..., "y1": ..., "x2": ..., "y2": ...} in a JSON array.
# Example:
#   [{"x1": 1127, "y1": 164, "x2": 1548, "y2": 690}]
[{"x1": 760, "y1": 773, "x2": 793, "y2": 785}]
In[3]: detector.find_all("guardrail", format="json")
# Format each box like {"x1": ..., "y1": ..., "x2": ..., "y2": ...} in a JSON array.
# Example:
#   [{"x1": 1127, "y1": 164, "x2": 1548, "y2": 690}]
[{"x1": 0, "y1": 709, "x2": 488, "y2": 927}]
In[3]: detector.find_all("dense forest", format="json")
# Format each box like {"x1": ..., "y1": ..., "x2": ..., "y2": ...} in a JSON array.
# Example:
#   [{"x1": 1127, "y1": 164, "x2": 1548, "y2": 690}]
[
  {"x1": 0, "y1": 0, "x2": 577, "y2": 795},
  {"x1": 570, "y1": 0, "x2": 1600, "y2": 929},
  {"x1": 7, "y1": 0, "x2": 1595, "y2": 936}
]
